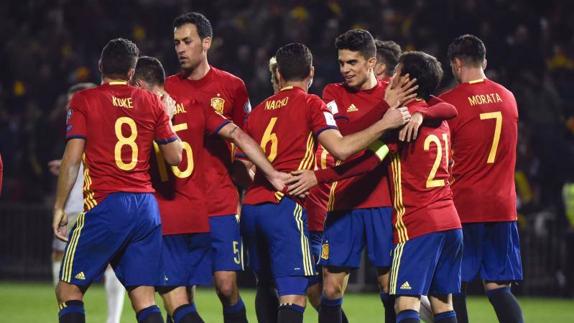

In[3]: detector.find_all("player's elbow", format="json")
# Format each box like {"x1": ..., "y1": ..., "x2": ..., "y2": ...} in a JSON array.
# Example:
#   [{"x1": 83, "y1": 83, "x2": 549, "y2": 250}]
[
  {"x1": 161, "y1": 140, "x2": 183, "y2": 166},
  {"x1": 330, "y1": 148, "x2": 352, "y2": 162}
]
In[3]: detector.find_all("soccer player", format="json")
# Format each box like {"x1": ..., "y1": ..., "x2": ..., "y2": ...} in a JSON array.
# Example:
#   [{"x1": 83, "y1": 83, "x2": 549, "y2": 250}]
[
  {"x1": 171, "y1": 12, "x2": 251, "y2": 317},
  {"x1": 374, "y1": 40, "x2": 401, "y2": 82},
  {"x1": 48, "y1": 83, "x2": 126, "y2": 323},
  {"x1": 240, "y1": 42, "x2": 411, "y2": 323},
  {"x1": 440, "y1": 34, "x2": 524, "y2": 323},
  {"x1": 132, "y1": 56, "x2": 288, "y2": 323},
  {"x1": 52, "y1": 38, "x2": 183, "y2": 323}
]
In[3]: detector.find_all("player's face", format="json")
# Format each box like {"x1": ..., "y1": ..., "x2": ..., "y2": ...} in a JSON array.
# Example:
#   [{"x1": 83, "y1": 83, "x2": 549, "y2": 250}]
[
  {"x1": 174, "y1": 23, "x2": 208, "y2": 72},
  {"x1": 338, "y1": 49, "x2": 374, "y2": 89}
]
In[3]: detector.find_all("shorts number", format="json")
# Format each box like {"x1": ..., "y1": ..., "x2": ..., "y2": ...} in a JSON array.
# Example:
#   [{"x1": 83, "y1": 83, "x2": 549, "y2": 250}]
[
  {"x1": 233, "y1": 241, "x2": 241, "y2": 265},
  {"x1": 114, "y1": 117, "x2": 138, "y2": 171},
  {"x1": 480, "y1": 111, "x2": 502, "y2": 164},
  {"x1": 424, "y1": 133, "x2": 449, "y2": 188},
  {"x1": 261, "y1": 117, "x2": 278, "y2": 162}
]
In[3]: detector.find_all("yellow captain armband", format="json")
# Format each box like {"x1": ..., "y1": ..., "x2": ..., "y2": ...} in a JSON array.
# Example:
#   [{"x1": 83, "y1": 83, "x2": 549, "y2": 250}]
[{"x1": 368, "y1": 140, "x2": 389, "y2": 161}]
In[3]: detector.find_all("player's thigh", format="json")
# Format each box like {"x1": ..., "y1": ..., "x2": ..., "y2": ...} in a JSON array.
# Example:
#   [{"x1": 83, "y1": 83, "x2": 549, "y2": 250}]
[
  {"x1": 209, "y1": 214, "x2": 243, "y2": 272},
  {"x1": 429, "y1": 229, "x2": 463, "y2": 296},
  {"x1": 319, "y1": 209, "x2": 365, "y2": 268},
  {"x1": 482, "y1": 221, "x2": 523, "y2": 283},
  {"x1": 363, "y1": 207, "x2": 394, "y2": 269}
]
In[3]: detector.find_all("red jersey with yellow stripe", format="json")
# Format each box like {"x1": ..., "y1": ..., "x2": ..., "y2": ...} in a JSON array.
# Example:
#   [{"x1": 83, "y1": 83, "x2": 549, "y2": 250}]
[
  {"x1": 304, "y1": 145, "x2": 335, "y2": 232},
  {"x1": 322, "y1": 81, "x2": 392, "y2": 212},
  {"x1": 243, "y1": 86, "x2": 338, "y2": 205},
  {"x1": 388, "y1": 100, "x2": 461, "y2": 244},
  {"x1": 169, "y1": 67, "x2": 251, "y2": 216},
  {"x1": 439, "y1": 78, "x2": 518, "y2": 223},
  {"x1": 66, "y1": 81, "x2": 177, "y2": 211},
  {"x1": 152, "y1": 78, "x2": 231, "y2": 235}
]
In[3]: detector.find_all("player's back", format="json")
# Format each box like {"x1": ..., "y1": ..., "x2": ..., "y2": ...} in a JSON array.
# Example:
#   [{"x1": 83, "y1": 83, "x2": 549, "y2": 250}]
[
  {"x1": 243, "y1": 86, "x2": 337, "y2": 205},
  {"x1": 67, "y1": 81, "x2": 175, "y2": 207},
  {"x1": 388, "y1": 100, "x2": 461, "y2": 243},
  {"x1": 440, "y1": 78, "x2": 518, "y2": 223}
]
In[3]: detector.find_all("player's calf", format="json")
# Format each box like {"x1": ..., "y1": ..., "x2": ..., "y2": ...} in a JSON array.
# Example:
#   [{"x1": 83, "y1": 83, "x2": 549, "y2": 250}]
[
  {"x1": 485, "y1": 283, "x2": 524, "y2": 323},
  {"x1": 214, "y1": 271, "x2": 247, "y2": 323},
  {"x1": 429, "y1": 294, "x2": 456, "y2": 323}
]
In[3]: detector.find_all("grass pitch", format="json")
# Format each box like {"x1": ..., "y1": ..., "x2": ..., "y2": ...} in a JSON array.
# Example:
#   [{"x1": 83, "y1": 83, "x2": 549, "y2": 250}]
[{"x1": 1, "y1": 281, "x2": 572, "y2": 322}]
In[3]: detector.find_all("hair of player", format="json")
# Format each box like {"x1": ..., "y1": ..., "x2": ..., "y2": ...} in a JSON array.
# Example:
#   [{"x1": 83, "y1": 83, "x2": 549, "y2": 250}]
[
  {"x1": 67, "y1": 83, "x2": 96, "y2": 95},
  {"x1": 335, "y1": 29, "x2": 376, "y2": 59},
  {"x1": 99, "y1": 38, "x2": 139, "y2": 78},
  {"x1": 398, "y1": 51, "x2": 443, "y2": 100},
  {"x1": 375, "y1": 39, "x2": 402, "y2": 76},
  {"x1": 173, "y1": 12, "x2": 213, "y2": 39},
  {"x1": 447, "y1": 34, "x2": 486, "y2": 67},
  {"x1": 134, "y1": 56, "x2": 166, "y2": 86},
  {"x1": 275, "y1": 42, "x2": 313, "y2": 82},
  {"x1": 269, "y1": 56, "x2": 278, "y2": 74}
]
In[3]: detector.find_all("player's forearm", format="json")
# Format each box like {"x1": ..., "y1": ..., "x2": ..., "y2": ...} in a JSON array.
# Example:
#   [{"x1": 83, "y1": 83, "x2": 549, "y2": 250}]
[
  {"x1": 333, "y1": 118, "x2": 392, "y2": 160},
  {"x1": 54, "y1": 158, "x2": 80, "y2": 211},
  {"x1": 417, "y1": 100, "x2": 458, "y2": 121},
  {"x1": 231, "y1": 127, "x2": 277, "y2": 178}
]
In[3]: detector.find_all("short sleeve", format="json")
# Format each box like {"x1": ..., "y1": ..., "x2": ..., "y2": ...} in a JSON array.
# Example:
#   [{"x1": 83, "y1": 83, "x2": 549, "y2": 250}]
[
  {"x1": 66, "y1": 92, "x2": 88, "y2": 140},
  {"x1": 308, "y1": 96, "x2": 338, "y2": 137},
  {"x1": 152, "y1": 95, "x2": 178, "y2": 144},
  {"x1": 321, "y1": 85, "x2": 340, "y2": 114},
  {"x1": 204, "y1": 105, "x2": 231, "y2": 135},
  {"x1": 231, "y1": 80, "x2": 251, "y2": 128}
]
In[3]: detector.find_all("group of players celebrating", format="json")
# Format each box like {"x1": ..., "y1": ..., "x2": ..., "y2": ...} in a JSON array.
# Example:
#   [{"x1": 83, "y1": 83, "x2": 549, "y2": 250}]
[{"x1": 51, "y1": 10, "x2": 524, "y2": 323}]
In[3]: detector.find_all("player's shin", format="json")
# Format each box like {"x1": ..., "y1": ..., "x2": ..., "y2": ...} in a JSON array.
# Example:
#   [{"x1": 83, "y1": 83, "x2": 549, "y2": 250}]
[
  {"x1": 136, "y1": 305, "x2": 163, "y2": 323},
  {"x1": 255, "y1": 282, "x2": 279, "y2": 323},
  {"x1": 58, "y1": 300, "x2": 85, "y2": 323},
  {"x1": 486, "y1": 286, "x2": 524, "y2": 323}
]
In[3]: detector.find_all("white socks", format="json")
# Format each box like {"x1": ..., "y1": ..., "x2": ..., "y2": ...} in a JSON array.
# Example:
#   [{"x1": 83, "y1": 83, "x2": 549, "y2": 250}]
[{"x1": 104, "y1": 267, "x2": 125, "y2": 323}]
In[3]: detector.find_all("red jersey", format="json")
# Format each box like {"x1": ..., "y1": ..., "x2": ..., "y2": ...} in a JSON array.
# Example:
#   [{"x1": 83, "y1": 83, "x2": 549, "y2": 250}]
[
  {"x1": 173, "y1": 66, "x2": 250, "y2": 216},
  {"x1": 304, "y1": 145, "x2": 335, "y2": 232},
  {"x1": 387, "y1": 100, "x2": 461, "y2": 244},
  {"x1": 322, "y1": 81, "x2": 392, "y2": 211},
  {"x1": 152, "y1": 76, "x2": 231, "y2": 235},
  {"x1": 66, "y1": 81, "x2": 177, "y2": 211},
  {"x1": 243, "y1": 86, "x2": 337, "y2": 205},
  {"x1": 440, "y1": 78, "x2": 518, "y2": 223}
]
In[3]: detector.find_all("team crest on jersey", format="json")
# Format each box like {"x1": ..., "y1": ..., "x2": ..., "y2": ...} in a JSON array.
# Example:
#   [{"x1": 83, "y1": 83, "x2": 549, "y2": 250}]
[
  {"x1": 321, "y1": 242, "x2": 329, "y2": 260},
  {"x1": 211, "y1": 96, "x2": 226, "y2": 115}
]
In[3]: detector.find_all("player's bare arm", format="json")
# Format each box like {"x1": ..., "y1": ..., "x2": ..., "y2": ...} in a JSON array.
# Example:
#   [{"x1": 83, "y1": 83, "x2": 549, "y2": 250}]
[
  {"x1": 52, "y1": 138, "x2": 85, "y2": 242},
  {"x1": 158, "y1": 137, "x2": 183, "y2": 166},
  {"x1": 218, "y1": 122, "x2": 290, "y2": 191}
]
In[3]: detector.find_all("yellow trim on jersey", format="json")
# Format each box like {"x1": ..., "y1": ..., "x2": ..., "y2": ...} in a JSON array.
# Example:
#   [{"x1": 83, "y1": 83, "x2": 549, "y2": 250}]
[
  {"x1": 390, "y1": 154, "x2": 409, "y2": 243},
  {"x1": 467, "y1": 78, "x2": 485, "y2": 84},
  {"x1": 298, "y1": 132, "x2": 316, "y2": 171},
  {"x1": 61, "y1": 212, "x2": 86, "y2": 282},
  {"x1": 390, "y1": 242, "x2": 405, "y2": 294},
  {"x1": 82, "y1": 164, "x2": 97, "y2": 211},
  {"x1": 293, "y1": 203, "x2": 314, "y2": 276},
  {"x1": 280, "y1": 86, "x2": 294, "y2": 92},
  {"x1": 108, "y1": 81, "x2": 128, "y2": 85}
]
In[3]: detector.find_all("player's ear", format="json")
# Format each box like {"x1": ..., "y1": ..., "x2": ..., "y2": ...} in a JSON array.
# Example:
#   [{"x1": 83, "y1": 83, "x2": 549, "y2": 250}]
[
  {"x1": 367, "y1": 56, "x2": 377, "y2": 69},
  {"x1": 483, "y1": 59, "x2": 487, "y2": 70},
  {"x1": 127, "y1": 68, "x2": 136, "y2": 81},
  {"x1": 309, "y1": 65, "x2": 315, "y2": 80},
  {"x1": 202, "y1": 36, "x2": 212, "y2": 52},
  {"x1": 98, "y1": 60, "x2": 103, "y2": 74}
]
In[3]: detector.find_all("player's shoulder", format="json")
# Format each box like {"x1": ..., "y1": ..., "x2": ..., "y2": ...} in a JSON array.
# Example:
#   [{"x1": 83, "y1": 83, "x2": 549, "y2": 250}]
[
  {"x1": 165, "y1": 74, "x2": 183, "y2": 87},
  {"x1": 484, "y1": 79, "x2": 515, "y2": 98},
  {"x1": 322, "y1": 82, "x2": 346, "y2": 95},
  {"x1": 211, "y1": 66, "x2": 246, "y2": 86}
]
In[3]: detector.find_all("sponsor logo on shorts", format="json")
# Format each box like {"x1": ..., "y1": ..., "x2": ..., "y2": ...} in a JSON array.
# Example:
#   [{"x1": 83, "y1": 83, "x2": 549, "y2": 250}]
[
  {"x1": 400, "y1": 281, "x2": 412, "y2": 290},
  {"x1": 74, "y1": 272, "x2": 86, "y2": 280},
  {"x1": 321, "y1": 243, "x2": 329, "y2": 260}
]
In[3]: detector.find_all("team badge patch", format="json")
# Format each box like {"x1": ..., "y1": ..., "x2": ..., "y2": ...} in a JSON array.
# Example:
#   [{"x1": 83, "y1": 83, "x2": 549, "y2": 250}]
[
  {"x1": 321, "y1": 242, "x2": 329, "y2": 260},
  {"x1": 211, "y1": 96, "x2": 226, "y2": 115}
]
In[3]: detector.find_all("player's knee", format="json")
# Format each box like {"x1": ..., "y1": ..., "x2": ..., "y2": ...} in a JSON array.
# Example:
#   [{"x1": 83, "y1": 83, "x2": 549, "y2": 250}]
[
  {"x1": 322, "y1": 281, "x2": 344, "y2": 299},
  {"x1": 215, "y1": 276, "x2": 237, "y2": 299},
  {"x1": 55, "y1": 281, "x2": 83, "y2": 303}
]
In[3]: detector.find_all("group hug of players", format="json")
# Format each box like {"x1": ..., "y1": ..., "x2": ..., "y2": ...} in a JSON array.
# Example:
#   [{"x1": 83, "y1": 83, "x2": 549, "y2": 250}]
[{"x1": 51, "y1": 10, "x2": 524, "y2": 323}]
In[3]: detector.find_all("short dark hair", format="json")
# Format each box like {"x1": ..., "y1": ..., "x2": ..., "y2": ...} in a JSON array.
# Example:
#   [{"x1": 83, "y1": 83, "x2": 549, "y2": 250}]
[
  {"x1": 134, "y1": 56, "x2": 166, "y2": 86},
  {"x1": 173, "y1": 12, "x2": 213, "y2": 39},
  {"x1": 335, "y1": 29, "x2": 376, "y2": 59},
  {"x1": 99, "y1": 38, "x2": 139, "y2": 77},
  {"x1": 398, "y1": 51, "x2": 443, "y2": 100},
  {"x1": 68, "y1": 82, "x2": 96, "y2": 95},
  {"x1": 375, "y1": 40, "x2": 401, "y2": 76},
  {"x1": 447, "y1": 34, "x2": 486, "y2": 67},
  {"x1": 275, "y1": 43, "x2": 313, "y2": 81}
]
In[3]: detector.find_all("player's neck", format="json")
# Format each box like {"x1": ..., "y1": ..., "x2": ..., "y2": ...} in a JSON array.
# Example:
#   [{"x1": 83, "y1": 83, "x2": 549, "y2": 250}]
[
  {"x1": 282, "y1": 81, "x2": 308, "y2": 93},
  {"x1": 184, "y1": 60, "x2": 210, "y2": 81},
  {"x1": 358, "y1": 72, "x2": 378, "y2": 91},
  {"x1": 459, "y1": 68, "x2": 486, "y2": 84}
]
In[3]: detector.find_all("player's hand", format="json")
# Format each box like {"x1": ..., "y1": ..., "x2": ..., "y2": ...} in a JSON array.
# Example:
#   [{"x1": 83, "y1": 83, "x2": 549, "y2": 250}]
[
  {"x1": 48, "y1": 160, "x2": 62, "y2": 176},
  {"x1": 381, "y1": 106, "x2": 411, "y2": 129},
  {"x1": 161, "y1": 92, "x2": 177, "y2": 119},
  {"x1": 385, "y1": 73, "x2": 418, "y2": 108},
  {"x1": 399, "y1": 112, "x2": 423, "y2": 142},
  {"x1": 286, "y1": 170, "x2": 318, "y2": 198},
  {"x1": 52, "y1": 208, "x2": 69, "y2": 242},
  {"x1": 267, "y1": 171, "x2": 291, "y2": 192}
]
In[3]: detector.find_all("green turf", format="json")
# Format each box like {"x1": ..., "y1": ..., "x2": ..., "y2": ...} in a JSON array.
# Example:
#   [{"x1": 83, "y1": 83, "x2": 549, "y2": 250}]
[{"x1": 1, "y1": 281, "x2": 573, "y2": 322}]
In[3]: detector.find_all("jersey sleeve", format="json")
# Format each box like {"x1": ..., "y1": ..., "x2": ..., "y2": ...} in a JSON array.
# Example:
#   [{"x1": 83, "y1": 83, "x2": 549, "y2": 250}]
[
  {"x1": 66, "y1": 92, "x2": 88, "y2": 140},
  {"x1": 308, "y1": 96, "x2": 338, "y2": 136},
  {"x1": 231, "y1": 80, "x2": 251, "y2": 128},
  {"x1": 152, "y1": 95, "x2": 178, "y2": 144},
  {"x1": 322, "y1": 85, "x2": 340, "y2": 114},
  {"x1": 205, "y1": 105, "x2": 232, "y2": 135},
  {"x1": 415, "y1": 96, "x2": 458, "y2": 121}
]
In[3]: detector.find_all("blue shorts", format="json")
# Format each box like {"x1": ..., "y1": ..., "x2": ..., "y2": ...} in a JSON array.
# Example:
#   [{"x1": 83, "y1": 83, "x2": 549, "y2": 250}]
[
  {"x1": 320, "y1": 207, "x2": 393, "y2": 269},
  {"x1": 308, "y1": 231, "x2": 323, "y2": 286},
  {"x1": 60, "y1": 193, "x2": 162, "y2": 288},
  {"x1": 390, "y1": 229, "x2": 463, "y2": 296},
  {"x1": 241, "y1": 197, "x2": 315, "y2": 296},
  {"x1": 209, "y1": 215, "x2": 243, "y2": 272},
  {"x1": 461, "y1": 221, "x2": 523, "y2": 283},
  {"x1": 159, "y1": 233, "x2": 213, "y2": 289}
]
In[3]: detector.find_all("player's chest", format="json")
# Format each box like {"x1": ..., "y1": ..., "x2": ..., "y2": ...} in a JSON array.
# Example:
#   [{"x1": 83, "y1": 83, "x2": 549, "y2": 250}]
[
  {"x1": 193, "y1": 88, "x2": 233, "y2": 116},
  {"x1": 332, "y1": 97, "x2": 385, "y2": 135}
]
